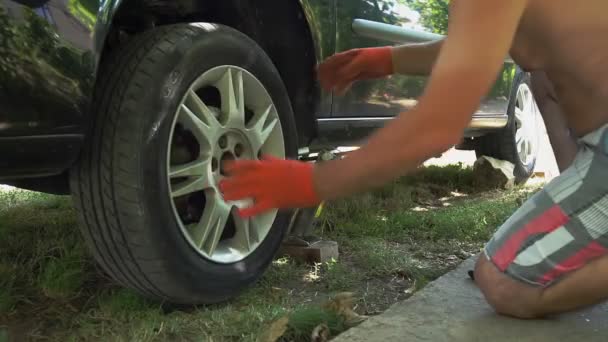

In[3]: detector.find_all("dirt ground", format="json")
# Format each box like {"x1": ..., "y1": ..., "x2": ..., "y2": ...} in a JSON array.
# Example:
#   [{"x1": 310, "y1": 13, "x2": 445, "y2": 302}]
[{"x1": 0, "y1": 130, "x2": 554, "y2": 340}]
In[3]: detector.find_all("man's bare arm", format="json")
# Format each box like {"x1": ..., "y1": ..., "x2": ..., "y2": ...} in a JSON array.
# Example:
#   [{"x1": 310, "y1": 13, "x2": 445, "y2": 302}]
[
  {"x1": 312, "y1": 0, "x2": 529, "y2": 201},
  {"x1": 391, "y1": 39, "x2": 444, "y2": 76}
]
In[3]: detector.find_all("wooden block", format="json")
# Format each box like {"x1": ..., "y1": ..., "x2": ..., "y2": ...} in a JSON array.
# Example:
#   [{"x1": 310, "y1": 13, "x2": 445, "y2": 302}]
[
  {"x1": 279, "y1": 240, "x2": 339, "y2": 264},
  {"x1": 533, "y1": 171, "x2": 546, "y2": 178}
]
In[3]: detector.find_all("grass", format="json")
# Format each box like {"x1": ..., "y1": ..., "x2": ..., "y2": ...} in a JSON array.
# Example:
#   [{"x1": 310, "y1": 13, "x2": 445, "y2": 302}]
[
  {"x1": 0, "y1": 164, "x2": 541, "y2": 341},
  {"x1": 0, "y1": 190, "x2": 88, "y2": 311}
]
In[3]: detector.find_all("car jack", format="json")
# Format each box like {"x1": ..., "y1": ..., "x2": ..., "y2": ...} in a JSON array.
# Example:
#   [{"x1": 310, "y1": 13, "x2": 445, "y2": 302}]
[{"x1": 279, "y1": 150, "x2": 340, "y2": 264}]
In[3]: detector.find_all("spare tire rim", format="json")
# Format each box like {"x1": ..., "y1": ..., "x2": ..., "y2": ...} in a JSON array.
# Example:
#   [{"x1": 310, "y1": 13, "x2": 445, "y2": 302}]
[
  {"x1": 166, "y1": 65, "x2": 285, "y2": 263},
  {"x1": 514, "y1": 82, "x2": 537, "y2": 166}
]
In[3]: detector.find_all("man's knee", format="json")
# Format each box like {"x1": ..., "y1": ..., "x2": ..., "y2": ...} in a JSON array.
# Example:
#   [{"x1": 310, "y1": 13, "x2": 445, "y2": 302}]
[
  {"x1": 474, "y1": 255, "x2": 542, "y2": 319},
  {"x1": 473, "y1": 256, "x2": 513, "y2": 314}
]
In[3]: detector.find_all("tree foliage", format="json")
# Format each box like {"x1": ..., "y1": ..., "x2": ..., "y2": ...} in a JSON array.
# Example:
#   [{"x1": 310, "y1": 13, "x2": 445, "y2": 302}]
[{"x1": 403, "y1": 0, "x2": 450, "y2": 34}]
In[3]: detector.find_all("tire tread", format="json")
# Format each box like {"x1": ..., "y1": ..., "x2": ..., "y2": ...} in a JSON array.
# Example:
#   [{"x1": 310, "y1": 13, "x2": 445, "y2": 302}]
[{"x1": 70, "y1": 26, "x2": 199, "y2": 299}]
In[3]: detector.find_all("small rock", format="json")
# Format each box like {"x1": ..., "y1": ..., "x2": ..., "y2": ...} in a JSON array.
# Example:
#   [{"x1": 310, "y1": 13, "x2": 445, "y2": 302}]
[
  {"x1": 457, "y1": 250, "x2": 471, "y2": 259},
  {"x1": 258, "y1": 315, "x2": 289, "y2": 342},
  {"x1": 472, "y1": 156, "x2": 516, "y2": 190},
  {"x1": 311, "y1": 324, "x2": 330, "y2": 342},
  {"x1": 404, "y1": 280, "x2": 417, "y2": 295}
]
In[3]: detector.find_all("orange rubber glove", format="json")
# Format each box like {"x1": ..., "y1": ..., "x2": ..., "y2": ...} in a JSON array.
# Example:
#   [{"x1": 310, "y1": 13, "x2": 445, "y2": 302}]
[
  {"x1": 317, "y1": 46, "x2": 394, "y2": 94},
  {"x1": 219, "y1": 155, "x2": 321, "y2": 218}
]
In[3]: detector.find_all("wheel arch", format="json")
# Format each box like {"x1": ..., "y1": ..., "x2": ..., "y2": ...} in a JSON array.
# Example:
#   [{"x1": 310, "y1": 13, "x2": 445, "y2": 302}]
[{"x1": 94, "y1": 0, "x2": 322, "y2": 148}]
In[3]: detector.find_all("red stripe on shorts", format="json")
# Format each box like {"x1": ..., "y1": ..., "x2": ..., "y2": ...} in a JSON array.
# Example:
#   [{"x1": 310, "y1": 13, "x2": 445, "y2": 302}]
[
  {"x1": 492, "y1": 205, "x2": 569, "y2": 271},
  {"x1": 537, "y1": 241, "x2": 607, "y2": 285}
]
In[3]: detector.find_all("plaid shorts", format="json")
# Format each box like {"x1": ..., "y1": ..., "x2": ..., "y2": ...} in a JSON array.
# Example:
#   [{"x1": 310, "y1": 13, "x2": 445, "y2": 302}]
[{"x1": 484, "y1": 123, "x2": 608, "y2": 287}]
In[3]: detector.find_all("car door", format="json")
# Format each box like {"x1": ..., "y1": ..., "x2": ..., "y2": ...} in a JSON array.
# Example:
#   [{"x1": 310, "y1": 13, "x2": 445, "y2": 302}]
[
  {"x1": 331, "y1": 0, "x2": 430, "y2": 119},
  {"x1": 0, "y1": 0, "x2": 96, "y2": 176},
  {"x1": 0, "y1": 0, "x2": 95, "y2": 138},
  {"x1": 315, "y1": 0, "x2": 433, "y2": 145}
]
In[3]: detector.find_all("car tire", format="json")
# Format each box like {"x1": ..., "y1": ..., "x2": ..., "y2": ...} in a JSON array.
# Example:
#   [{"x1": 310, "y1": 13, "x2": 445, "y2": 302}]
[
  {"x1": 69, "y1": 23, "x2": 298, "y2": 304},
  {"x1": 474, "y1": 70, "x2": 540, "y2": 184}
]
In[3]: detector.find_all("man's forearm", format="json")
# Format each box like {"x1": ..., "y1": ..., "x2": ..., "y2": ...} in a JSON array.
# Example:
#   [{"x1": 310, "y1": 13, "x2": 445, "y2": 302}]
[{"x1": 391, "y1": 38, "x2": 444, "y2": 76}]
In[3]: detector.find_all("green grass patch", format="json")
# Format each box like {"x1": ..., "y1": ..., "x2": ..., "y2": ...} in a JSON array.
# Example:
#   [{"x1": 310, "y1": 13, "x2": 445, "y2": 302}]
[
  {"x1": 0, "y1": 189, "x2": 85, "y2": 313},
  {"x1": 0, "y1": 277, "x2": 16, "y2": 314},
  {"x1": 403, "y1": 163, "x2": 477, "y2": 191},
  {"x1": 321, "y1": 182, "x2": 528, "y2": 244},
  {"x1": 387, "y1": 192, "x2": 523, "y2": 241},
  {"x1": 347, "y1": 238, "x2": 426, "y2": 277},
  {"x1": 282, "y1": 305, "x2": 345, "y2": 341},
  {"x1": 0, "y1": 163, "x2": 539, "y2": 340},
  {"x1": 39, "y1": 247, "x2": 86, "y2": 300},
  {"x1": 322, "y1": 259, "x2": 361, "y2": 291}
]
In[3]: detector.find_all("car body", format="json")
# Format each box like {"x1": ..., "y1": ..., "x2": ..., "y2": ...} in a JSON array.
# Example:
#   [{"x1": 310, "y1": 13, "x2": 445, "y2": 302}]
[
  {"x1": 1, "y1": 0, "x2": 535, "y2": 189},
  {"x1": 0, "y1": 0, "x2": 540, "y2": 304}
]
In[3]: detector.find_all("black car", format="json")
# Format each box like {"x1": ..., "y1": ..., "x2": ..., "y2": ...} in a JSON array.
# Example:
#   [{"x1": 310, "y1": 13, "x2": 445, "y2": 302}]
[{"x1": 0, "y1": 0, "x2": 540, "y2": 304}]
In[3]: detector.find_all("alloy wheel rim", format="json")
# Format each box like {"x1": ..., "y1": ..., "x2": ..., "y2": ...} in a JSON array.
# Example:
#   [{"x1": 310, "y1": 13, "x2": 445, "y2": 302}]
[
  {"x1": 166, "y1": 65, "x2": 285, "y2": 264},
  {"x1": 513, "y1": 83, "x2": 537, "y2": 166}
]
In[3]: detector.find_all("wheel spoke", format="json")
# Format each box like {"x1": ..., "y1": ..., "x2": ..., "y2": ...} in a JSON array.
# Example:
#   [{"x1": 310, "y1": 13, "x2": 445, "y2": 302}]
[
  {"x1": 191, "y1": 193, "x2": 231, "y2": 256},
  {"x1": 517, "y1": 138, "x2": 524, "y2": 152},
  {"x1": 169, "y1": 159, "x2": 209, "y2": 178},
  {"x1": 517, "y1": 88, "x2": 525, "y2": 105},
  {"x1": 233, "y1": 214, "x2": 253, "y2": 252},
  {"x1": 514, "y1": 107, "x2": 523, "y2": 120},
  {"x1": 517, "y1": 138, "x2": 527, "y2": 159},
  {"x1": 217, "y1": 69, "x2": 245, "y2": 127},
  {"x1": 185, "y1": 90, "x2": 221, "y2": 129},
  {"x1": 523, "y1": 90, "x2": 533, "y2": 111},
  {"x1": 248, "y1": 104, "x2": 279, "y2": 152},
  {"x1": 171, "y1": 177, "x2": 211, "y2": 198},
  {"x1": 515, "y1": 128, "x2": 524, "y2": 144},
  {"x1": 178, "y1": 103, "x2": 215, "y2": 144}
]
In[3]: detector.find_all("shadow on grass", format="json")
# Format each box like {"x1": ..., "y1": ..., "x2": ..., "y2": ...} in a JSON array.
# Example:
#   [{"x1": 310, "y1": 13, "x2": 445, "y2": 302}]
[{"x1": 318, "y1": 163, "x2": 535, "y2": 243}]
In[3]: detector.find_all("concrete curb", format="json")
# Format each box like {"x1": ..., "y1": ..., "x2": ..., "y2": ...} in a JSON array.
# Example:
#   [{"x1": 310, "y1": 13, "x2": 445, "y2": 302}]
[{"x1": 333, "y1": 257, "x2": 607, "y2": 342}]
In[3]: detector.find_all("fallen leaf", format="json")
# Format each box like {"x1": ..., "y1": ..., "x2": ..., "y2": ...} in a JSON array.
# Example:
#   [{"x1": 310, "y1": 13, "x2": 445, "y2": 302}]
[
  {"x1": 322, "y1": 292, "x2": 354, "y2": 313},
  {"x1": 322, "y1": 292, "x2": 368, "y2": 328},
  {"x1": 258, "y1": 315, "x2": 289, "y2": 342},
  {"x1": 404, "y1": 280, "x2": 417, "y2": 295},
  {"x1": 457, "y1": 250, "x2": 470, "y2": 259},
  {"x1": 344, "y1": 313, "x2": 368, "y2": 328},
  {"x1": 310, "y1": 323, "x2": 330, "y2": 342}
]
